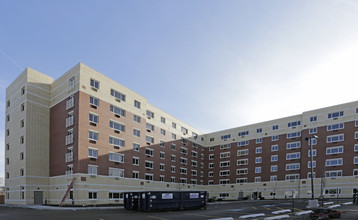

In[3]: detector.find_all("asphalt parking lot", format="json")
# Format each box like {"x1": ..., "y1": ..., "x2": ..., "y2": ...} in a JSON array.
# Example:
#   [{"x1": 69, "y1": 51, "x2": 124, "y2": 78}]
[{"x1": 1, "y1": 199, "x2": 358, "y2": 220}]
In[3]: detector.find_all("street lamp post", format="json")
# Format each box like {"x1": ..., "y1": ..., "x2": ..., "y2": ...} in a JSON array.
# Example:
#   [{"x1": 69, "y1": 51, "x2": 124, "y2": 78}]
[{"x1": 306, "y1": 135, "x2": 318, "y2": 200}]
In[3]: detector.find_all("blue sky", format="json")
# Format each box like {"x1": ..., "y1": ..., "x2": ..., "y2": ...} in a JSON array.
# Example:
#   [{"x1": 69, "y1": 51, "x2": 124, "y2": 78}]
[{"x1": 1, "y1": 0, "x2": 358, "y2": 178}]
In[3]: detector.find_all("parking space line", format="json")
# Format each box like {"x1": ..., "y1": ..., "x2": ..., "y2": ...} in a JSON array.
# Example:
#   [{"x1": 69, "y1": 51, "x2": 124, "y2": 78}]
[
  {"x1": 184, "y1": 213, "x2": 223, "y2": 218},
  {"x1": 251, "y1": 206, "x2": 257, "y2": 210},
  {"x1": 148, "y1": 216, "x2": 169, "y2": 220}
]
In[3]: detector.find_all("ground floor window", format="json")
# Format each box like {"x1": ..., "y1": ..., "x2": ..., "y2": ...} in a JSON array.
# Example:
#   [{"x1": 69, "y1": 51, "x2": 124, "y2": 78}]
[
  {"x1": 89, "y1": 192, "x2": 97, "y2": 200},
  {"x1": 109, "y1": 192, "x2": 123, "y2": 200}
]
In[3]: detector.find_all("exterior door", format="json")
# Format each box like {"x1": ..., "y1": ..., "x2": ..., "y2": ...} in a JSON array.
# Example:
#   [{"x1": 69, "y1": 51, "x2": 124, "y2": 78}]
[{"x1": 34, "y1": 191, "x2": 43, "y2": 205}]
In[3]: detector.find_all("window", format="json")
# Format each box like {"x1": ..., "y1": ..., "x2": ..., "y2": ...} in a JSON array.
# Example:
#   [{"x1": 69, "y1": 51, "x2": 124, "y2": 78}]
[
  {"x1": 254, "y1": 177, "x2": 261, "y2": 183},
  {"x1": 90, "y1": 79, "x2": 99, "y2": 89},
  {"x1": 288, "y1": 120, "x2": 301, "y2": 127},
  {"x1": 20, "y1": 119, "x2": 24, "y2": 128},
  {"x1": 192, "y1": 160, "x2": 198, "y2": 167},
  {"x1": 310, "y1": 116, "x2": 317, "y2": 122},
  {"x1": 355, "y1": 132, "x2": 358, "y2": 140},
  {"x1": 237, "y1": 159, "x2": 248, "y2": 166},
  {"x1": 271, "y1": 155, "x2": 278, "y2": 162},
  {"x1": 133, "y1": 115, "x2": 141, "y2": 123},
  {"x1": 219, "y1": 179, "x2": 230, "y2": 184},
  {"x1": 146, "y1": 110, "x2": 154, "y2": 118},
  {"x1": 68, "y1": 77, "x2": 75, "y2": 91},
  {"x1": 110, "y1": 105, "x2": 126, "y2": 117},
  {"x1": 6, "y1": 129, "x2": 10, "y2": 137},
  {"x1": 133, "y1": 157, "x2": 139, "y2": 165},
  {"x1": 88, "y1": 165, "x2": 98, "y2": 175},
  {"x1": 109, "y1": 136, "x2": 125, "y2": 147},
  {"x1": 220, "y1": 144, "x2": 231, "y2": 150},
  {"x1": 161, "y1": 117, "x2": 166, "y2": 124},
  {"x1": 160, "y1": 129, "x2": 166, "y2": 135},
  {"x1": 255, "y1": 147, "x2": 262, "y2": 154},
  {"x1": 355, "y1": 144, "x2": 358, "y2": 152},
  {"x1": 326, "y1": 146, "x2": 343, "y2": 155},
  {"x1": 271, "y1": 145, "x2": 278, "y2": 151},
  {"x1": 255, "y1": 167, "x2": 261, "y2": 173},
  {"x1": 180, "y1": 168, "x2": 187, "y2": 174},
  {"x1": 171, "y1": 143, "x2": 176, "y2": 151},
  {"x1": 208, "y1": 172, "x2": 214, "y2": 177},
  {"x1": 286, "y1": 174, "x2": 300, "y2": 181},
  {"x1": 180, "y1": 157, "x2": 187, "y2": 165},
  {"x1": 20, "y1": 135, "x2": 24, "y2": 144},
  {"x1": 88, "y1": 148, "x2": 98, "y2": 158},
  {"x1": 209, "y1": 137, "x2": 214, "y2": 142},
  {"x1": 272, "y1": 135, "x2": 279, "y2": 141},
  {"x1": 109, "y1": 152, "x2": 124, "y2": 163},
  {"x1": 171, "y1": 177, "x2": 176, "y2": 182},
  {"x1": 133, "y1": 143, "x2": 139, "y2": 151},
  {"x1": 191, "y1": 151, "x2": 198, "y2": 158},
  {"x1": 171, "y1": 166, "x2": 176, "y2": 173},
  {"x1": 142, "y1": 147, "x2": 153, "y2": 157},
  {"x1": 308, "y1": 161, "x2": 316, "y2": 168},
  {"x1": 326, "y1": 158, "x2": 343, "y2": 166},
  {"x1": 287, "y1": 131, "x2": 301, "y2": 139},
  {"x1": 180, "y1": 178, "x2": 187, "y2": 183},
  {"x1": 237, "y1": 140, "x2": 249, "y2": 147},
  {"x1": 272, "y1": 125, "x2": 278, "y2": 130},
  {"x1": 21, "y1": 86, "x2": 25, "y2": 95},
  {"x1": 220, "y1": 161, "x2": 230, "y2": 167},
  {"x1": 172, "y1": 133, "x2": 176, "y2": 140},
  {"x1": 308, "y1": 149, "x2": 317, "y2": 157},
  {"x1": 270, "y1": 165, "x2": 277, "y2": 172},
  {"x1": 255, "y1": 157, "x2": 262, "y2": 163},
  {"x1": 270, "y1": 176, "x2": 277, "y2": 182},
  {"x1": 66, "y1": 130, "x2": 73, "y2": 145},
  {"x1": 160, "y1": 151, "x2": 165, "y2": 159},
  {"x1": 134, "y1": 100, "x2": 141, "y2": 109},
  {"x1": 133, "y1": 171, "x2": 139, "y2": 179},
  {"x1": 181, "y1": 127, "x2": 188, "y2": 134},
  {"x1": 171, "y1": 155, "x2": 176, "y2": 162},
  {"x1": 286, "y1": 163, "x2": 300, "y2": 170},
  {"x1": 286, "y1": 141, "x2": 301, "y2": 149},
  {"x1": 111, "y1": 89, "x2": 126, "y2": 102},
  {"x1": 160, "y1": 163, "x2": 165, "y2": 171},
  {"x1": 6, "y1": 114, "x2": 10, "y2": 122},
  {"x1": 133, "y1": 129, "x2": 140, "y2": 137},
  {"x1": 110, "y1": 121, "x2": 125, "y2": 132},
  {"x1": 66, "y1": 96, "x2": 74, "y2": 110},
  {"x1": 256, "y1": 138, "x2": 262, "y2": 144},
  {"x1": 90, "y1": 96, "x2": 99, "y2": 107},
  {"x1": 286, "y1": 152, "x2": 300, "y2": 160},
  {"x1": 237, "y1": 149, "x2": 249, "y2": 156},
  {"x1": 146, "y1": 123, "x2": 154, "y2": 131},
  {"x1": 328, "y1": 111, "x2": 343, "y2": 119},
  {"x1": 309, "y1": 128, "x2": 317, "y2": 134},
  {"x1": 326, "y1": 170, "x2": 342, "y2": 178},
  {"x1": 180, "y1": 147, "x2": 188, "y2": 155},
  {"x1": 109, "y1": 192, "x2": 121, "y2": 200},
  {"x1": 221, "y1": 134, "x2": 231, "y2": 140},
  {"x1": 354, "y1": 169, "x2": 358, "y2": 176},
  {"x1": 327, "y1": 134, "x2": 344, "y2": 143},
  {"x1": 208, "y1": 163, "x2": 214, "y2": 168},
  {"x1": 220, "y1": 152, "x2": 230, "y2": 158},
  {"x1": 88, "y1": 131, "x2": 98, "y2": 141},
  {"x1": 145, "y1": 161, "x2": 154, "y2": 169},
  {"x1": 20, "y1": 152, "x2": 24, "y2": 160},
  {"x1": 89, "y1": 113, "x2": 98, "y2": 124},
  {"x1": 237, "y1": 178, "x2": 247, "y2": 183},
  {"x1": 257, "y1": 128, "x2": 262, "y2": 133},
  {"x1": 238, "y1": 131, "x2": 249, "y2": 137},
  {"x1": 327, "y1": 123, "x2": 344, "y2": 131},
  {"x1": 146, "y1": 136, "x2": 154, "y2": 144},
  {"x1": 89, "y1": 192, "x2": 97, "y2": 200},
  {"x1": 172, "y1": 122, "x2": 176, "y2": 129},
  {"x1": 237, "y1": 168, "x2": 248, "y2": 175},
  {"x1": 209, "y1": 154, "x2": 214, "y2": 160},
  {"x1": 20, "y1": 168, "x2": 25, "y2": 176},
  {"x1": 160, "y1": 175, "x2": 165, "y2": 182},
  {"x1": 109, "y1": 168, "x2": 124, "y2": 177}
]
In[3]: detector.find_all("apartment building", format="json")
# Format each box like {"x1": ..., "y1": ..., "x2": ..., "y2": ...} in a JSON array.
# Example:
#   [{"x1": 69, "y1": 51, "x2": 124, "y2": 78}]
[{"x1": 5, "y1": 63, "x2": 358, "y2": 205}]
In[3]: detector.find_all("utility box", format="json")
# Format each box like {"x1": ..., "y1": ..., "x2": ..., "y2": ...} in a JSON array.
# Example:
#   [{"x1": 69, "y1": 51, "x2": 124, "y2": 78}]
[{"x1": 123, "y1": 191, "x2": 207, "y2": 211}]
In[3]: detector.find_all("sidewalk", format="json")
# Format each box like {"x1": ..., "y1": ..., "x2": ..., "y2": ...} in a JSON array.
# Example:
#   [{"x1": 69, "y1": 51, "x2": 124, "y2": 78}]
[{"x1": 0, "y1": 204, "x2": 123, "y2": 211}]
